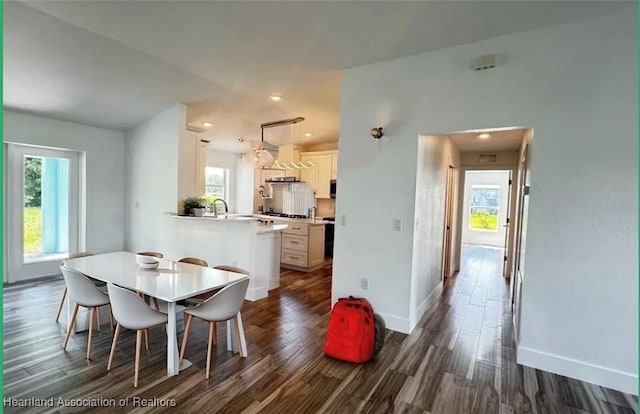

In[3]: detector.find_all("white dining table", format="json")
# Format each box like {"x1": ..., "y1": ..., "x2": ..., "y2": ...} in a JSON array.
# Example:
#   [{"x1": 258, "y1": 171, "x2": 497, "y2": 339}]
[{"x1": 64, "y1": 251, "x2": 250, "y2": 376}]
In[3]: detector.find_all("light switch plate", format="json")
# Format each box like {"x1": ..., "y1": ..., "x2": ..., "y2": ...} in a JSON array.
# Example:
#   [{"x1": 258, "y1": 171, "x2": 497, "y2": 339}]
[
  {"x1": 340, "y1": 215, "x2": 347, "y2": 226},
  {"x1": 392, "y1": 218, "x2": 402, "y2": 232}
]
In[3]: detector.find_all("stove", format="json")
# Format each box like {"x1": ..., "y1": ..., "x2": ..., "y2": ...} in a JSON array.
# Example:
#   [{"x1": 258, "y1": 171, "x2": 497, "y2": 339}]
[{"x1": 261, "y1": 212, "x2": 309, "y2": 219}]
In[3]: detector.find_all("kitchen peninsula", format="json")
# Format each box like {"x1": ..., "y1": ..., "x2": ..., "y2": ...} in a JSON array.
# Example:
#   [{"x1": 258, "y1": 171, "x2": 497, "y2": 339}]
[
  {"x1": 254, "y1": 214, "x2": 327, "y2": 272},
  {"x1": 169, "y1": 215, "x2": 286, "y2": 301}
]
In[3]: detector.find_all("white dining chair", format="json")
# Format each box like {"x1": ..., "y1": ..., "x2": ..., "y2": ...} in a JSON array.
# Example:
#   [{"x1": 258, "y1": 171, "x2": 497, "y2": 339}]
[
  {"x1": 107, "y1": 283, "x2": 168, "y2": 387},
  {"x1": 179, "y1": 278, "x2": 249, "y2": 379},
  {"x1": 61, "y1": 266, "x2": 112, "y2": 361},
  {"x1": 56, "y1": 252, "x2": 96, "y2": 323}
]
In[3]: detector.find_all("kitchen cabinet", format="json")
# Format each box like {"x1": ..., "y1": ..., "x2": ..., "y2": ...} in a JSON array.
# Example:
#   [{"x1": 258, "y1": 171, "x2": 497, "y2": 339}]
[
  {"x1": 278, "y1": 221, "x2": 325, "y2": 272},
  {"x1": 300, "y1": 150, "x2": 337, "y2": 199},
  {"x1": 331, "y1": 152, "x2": 338, "y2": 180}
]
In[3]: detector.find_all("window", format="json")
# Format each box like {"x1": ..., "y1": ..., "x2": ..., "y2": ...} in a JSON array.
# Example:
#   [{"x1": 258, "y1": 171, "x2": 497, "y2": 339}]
[
  {"x1": 468, "y1": 185, "x2": 500, "y2": 231},
  {"x1": 205, "y1": 167, "x2": 229, "y2": 200}
]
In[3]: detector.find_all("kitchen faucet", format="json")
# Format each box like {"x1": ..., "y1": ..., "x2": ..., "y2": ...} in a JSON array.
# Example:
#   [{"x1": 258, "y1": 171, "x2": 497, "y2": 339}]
[{"x1": 212, "y1": 199, "x2": 228, "y2": 217}]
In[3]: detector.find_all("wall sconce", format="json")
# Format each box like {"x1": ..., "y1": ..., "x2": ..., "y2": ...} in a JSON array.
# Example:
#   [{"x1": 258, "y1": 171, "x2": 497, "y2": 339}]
[{"x1": 370, "y1": 127, "x2": 384, "y2": 139}]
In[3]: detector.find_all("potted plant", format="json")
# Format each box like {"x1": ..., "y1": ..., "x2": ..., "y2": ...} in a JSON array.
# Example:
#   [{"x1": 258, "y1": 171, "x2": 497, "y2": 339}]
[{"x1": 183, "y1": 196, "x2": 208, "y2": 217}]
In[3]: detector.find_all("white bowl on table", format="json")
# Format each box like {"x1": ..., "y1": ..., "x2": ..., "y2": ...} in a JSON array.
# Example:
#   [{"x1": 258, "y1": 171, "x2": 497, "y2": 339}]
[{"x1": 136, "y1": 255, "x2": 160, "y2": 269}]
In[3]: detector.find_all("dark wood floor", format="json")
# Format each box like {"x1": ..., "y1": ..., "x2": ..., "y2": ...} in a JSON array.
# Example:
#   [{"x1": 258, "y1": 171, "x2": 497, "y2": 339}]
[{"x1": 3, "y1": 246, "x2": 638, "y2": 413}]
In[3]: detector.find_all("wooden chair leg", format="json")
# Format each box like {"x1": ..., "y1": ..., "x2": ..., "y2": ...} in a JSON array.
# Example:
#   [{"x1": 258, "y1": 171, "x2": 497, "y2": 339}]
[
  {"x1": 55, "y1": 287, "x2": 67, "y2": 322},
  {"x1": 144, "y1": 329, "x2": 149, "y2": 351},
  {"x1": 107, "y1": 323, "x2": 121, "y2": 371},
  {"x1": 212, "y1": 322, "x2": 217, "y2": 345},
  {"x1": 153, "y1": 298, "x2": 160, "y2": 311},
  {"x1": 63, "y1": 304, "x2": 80, "y2": 349},
  {"x1": 95, "y1": 306, "x2": 100, "y2": 332},
  {"x1": 109, "y1": 306, "x2": 114, "y2": 331},
  {"x1": 232, "y1": 316, "x2": 247, "y2": 358},
  {"x1": 134, "y1": 330, "x2": 142, "y2": 387},
  {"x1": 87, "y1": 308, "x2": 95, "y2": 360},
  {"x1": 206, "y1": 321, "x2": 214, "y2": 379},
  {"x1": 180, "y1": 314, "x2": 193, "y2": 364}
]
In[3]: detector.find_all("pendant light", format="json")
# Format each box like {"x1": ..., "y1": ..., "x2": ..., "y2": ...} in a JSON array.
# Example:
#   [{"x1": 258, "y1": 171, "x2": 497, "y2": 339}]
[{"x1": 242, "y1": 124, "x2": 275, "y2": 168}]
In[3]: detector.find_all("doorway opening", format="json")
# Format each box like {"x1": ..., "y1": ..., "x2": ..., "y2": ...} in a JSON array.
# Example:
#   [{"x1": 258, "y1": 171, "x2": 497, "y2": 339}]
[{"x1": 460, "y1": 169, "x2": 512, "y2": 275}]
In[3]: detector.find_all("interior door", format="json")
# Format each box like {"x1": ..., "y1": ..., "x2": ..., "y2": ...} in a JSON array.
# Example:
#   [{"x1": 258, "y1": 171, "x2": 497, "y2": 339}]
[
  {"x1": 502, "y1": 171, "x2": 513, "y2": 279},
  {"x1": 442, "y1": 165, "x2": 455, "y2": 285},
  {"x1": 5, "y1": 144, "x2": 80, "y2": 282},
  {"x1": 511, "y1": 144, "x2": 530, "y2": 338}
]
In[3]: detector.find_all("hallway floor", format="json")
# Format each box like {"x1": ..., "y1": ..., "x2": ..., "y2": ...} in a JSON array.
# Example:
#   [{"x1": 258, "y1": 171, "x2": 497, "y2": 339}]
[{"x1": 3, "y1": 248, "x2": 637, "y2": 413}]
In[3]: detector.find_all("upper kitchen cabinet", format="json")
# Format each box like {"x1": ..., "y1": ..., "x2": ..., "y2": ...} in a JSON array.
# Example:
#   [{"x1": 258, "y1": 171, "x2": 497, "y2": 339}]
[
  {"x1": 178, "y1": 132, "x2": 207, "y2": 212},
  {"x1": 300, "y1": 150, "x2": 337, "y2": 199},
  {"x1": 330, "y1": 152, "x2": 338, "y2": 180}
]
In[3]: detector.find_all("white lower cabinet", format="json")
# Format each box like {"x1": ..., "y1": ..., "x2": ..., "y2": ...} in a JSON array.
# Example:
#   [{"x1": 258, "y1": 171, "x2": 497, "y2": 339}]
[{"x1": 278, "y1": 222, "x2": 325, "y2": 272}]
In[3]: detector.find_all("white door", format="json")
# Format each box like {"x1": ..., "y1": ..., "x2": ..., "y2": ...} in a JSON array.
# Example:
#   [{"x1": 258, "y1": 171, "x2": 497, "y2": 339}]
[{"x1": 5, "y1": 144, "x2": 80, "y2": 282}]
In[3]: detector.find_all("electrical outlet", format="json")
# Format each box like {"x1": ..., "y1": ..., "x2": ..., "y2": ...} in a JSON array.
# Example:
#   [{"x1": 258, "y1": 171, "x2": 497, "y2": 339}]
[
  {"x1": 361, "y1": 277, "x2": 369, "y2": 290},
  {"x1": 392, "y1": 218, "x2": 402, "y2": 232}
]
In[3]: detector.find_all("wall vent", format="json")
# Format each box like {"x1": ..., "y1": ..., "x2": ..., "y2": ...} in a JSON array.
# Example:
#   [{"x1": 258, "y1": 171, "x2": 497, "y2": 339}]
[
  {"x1": 186, "y1": 124, "x2": 207, "y2": 133},
  {"x1": 472, "y1": 54, "x2": 502, "y2": 71},
  {"x1": 478, "y1": 153, "x2": 498, "y2": 163}
]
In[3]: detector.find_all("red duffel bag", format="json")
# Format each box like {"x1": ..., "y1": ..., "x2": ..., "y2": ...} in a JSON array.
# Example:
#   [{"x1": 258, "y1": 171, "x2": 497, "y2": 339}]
[{"x1": 323, "y1": 296, "x2": 376, "y2": 363}]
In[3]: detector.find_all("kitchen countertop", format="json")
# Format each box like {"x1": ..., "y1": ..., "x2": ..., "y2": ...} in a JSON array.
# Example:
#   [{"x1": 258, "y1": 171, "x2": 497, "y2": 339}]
[
  {"x1": 257, "y1": 223, "x2": 289, "y2": 234},
  {"x1": 171, "y1": 214, "x2": 288, "y2": 234}
]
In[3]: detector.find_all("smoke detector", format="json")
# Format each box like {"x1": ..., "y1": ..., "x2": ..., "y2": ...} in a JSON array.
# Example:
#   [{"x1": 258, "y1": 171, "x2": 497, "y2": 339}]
[{"x1": 472, "y1": 55, "x2": 503, "y2": 71}]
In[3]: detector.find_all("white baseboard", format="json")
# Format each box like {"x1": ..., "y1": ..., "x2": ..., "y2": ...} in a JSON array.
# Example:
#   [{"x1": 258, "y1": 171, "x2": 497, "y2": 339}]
[
  {"x1": 245, "y1": 286, "x2": 268, "y2": 302},
  {"x1": 268, "y1": 278, "x2": 279, "y2": 290},
  {"x1": 376, "y1": 311, "x2": 411, "y2": 334},
  {"x1": 375, "y1": 284, "x2": 444, "y2": 335},
  {"x1": 409, "y1": 284, "x2": 443, "y2": 333},
  {"x1": 517, "y1": 345, "x2": 638, "y2": 395}
]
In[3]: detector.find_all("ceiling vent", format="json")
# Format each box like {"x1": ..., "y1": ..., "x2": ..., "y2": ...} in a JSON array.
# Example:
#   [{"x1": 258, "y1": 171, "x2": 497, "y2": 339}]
[
  {"x1": 186, "y1": 124, "x2": 207, "y2": 133},
  {"x1": 472, "y1": 54, "x2": 502, "y2": 71},
  {"x1": 478, "y1": 153, "x2": 498, "y2": 164}
]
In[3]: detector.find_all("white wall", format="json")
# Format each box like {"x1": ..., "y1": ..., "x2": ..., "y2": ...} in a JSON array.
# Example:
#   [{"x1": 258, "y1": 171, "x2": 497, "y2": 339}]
[
  {"x1": 3, "y1": 111, "x2": 126, "y2": 254},
  {"x1": 334, "y1": 11, "x2": 637, "y2": 394},
  {"x1": 235, "y1": 158, "x2": 254, "y2": 214},
  {"x1": 409, "y1": 135, "x2": 459, "y2": 331},
  {"x1": 461, "y1": 170, "x2": 510, "y2": 247},
  {"x1": 125, "y1": 104, "x2": 184, "y2": 252}
]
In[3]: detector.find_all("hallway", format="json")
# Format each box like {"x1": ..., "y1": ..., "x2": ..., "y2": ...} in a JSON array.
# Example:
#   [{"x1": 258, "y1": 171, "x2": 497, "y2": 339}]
[
  {"x1": 3, "y1": 249, "x2": 637, "y2": 413},
  {"x1": 443, "y1": 245, "x2": 638, "y2": 413}
]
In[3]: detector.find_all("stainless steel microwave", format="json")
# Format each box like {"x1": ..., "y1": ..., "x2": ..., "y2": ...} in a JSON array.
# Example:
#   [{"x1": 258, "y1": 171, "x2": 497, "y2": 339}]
[{"x1": 330, "y1": 180, "x2": 336, "y2": 198}]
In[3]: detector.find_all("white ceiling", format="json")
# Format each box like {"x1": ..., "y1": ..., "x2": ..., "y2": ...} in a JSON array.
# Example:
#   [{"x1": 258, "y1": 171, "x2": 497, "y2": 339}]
[
  {"x1": 447, "y1": 128, "x2": 526, "y2": 152},
  {"x1": 5, "y1": 1, "x2": 631, "y2": 153}
]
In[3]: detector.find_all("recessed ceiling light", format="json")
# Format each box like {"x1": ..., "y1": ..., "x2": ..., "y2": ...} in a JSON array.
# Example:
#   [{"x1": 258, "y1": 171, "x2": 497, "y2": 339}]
[
  {"x1": 202, "y1": 122, "x2": 213, "y2": 127},
  {"x1": 304, "y1": 132, "x2": 312, "y2": 137},
  {"x1": 478, "y1": 133, "x2": 491, "y2": 139},
  {"x1": 270, "y1": 95, "x2": 282, "y2": 102}
]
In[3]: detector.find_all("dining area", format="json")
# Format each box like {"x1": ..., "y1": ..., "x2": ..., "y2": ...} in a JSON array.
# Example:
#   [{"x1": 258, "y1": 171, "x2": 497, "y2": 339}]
[{"x1": 57, "y1": 251, "x2": 251, "y2": 387}]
